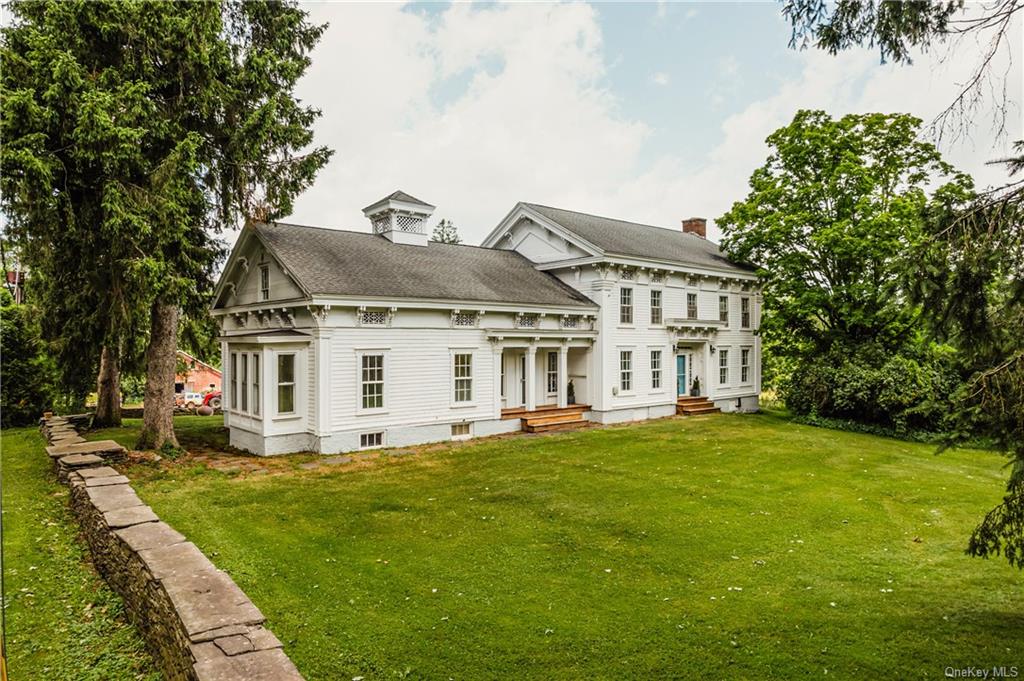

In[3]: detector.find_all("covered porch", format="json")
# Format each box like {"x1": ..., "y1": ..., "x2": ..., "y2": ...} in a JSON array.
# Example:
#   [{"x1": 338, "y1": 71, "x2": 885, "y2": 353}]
[{"x1": 486, "y1": 329, "x2": 595, "y2": 418}]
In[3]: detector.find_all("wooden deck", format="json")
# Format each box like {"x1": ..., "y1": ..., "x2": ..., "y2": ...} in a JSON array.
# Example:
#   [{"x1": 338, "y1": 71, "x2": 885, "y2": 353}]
[{"x1": 501, "y1": 404, "x2": 591, "y2": 433}]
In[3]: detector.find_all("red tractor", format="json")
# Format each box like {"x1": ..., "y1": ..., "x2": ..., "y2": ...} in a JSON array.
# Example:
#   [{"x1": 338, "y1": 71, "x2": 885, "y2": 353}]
[{"x1": 202, "y1": 391, "x2": 222, "y2": 409}]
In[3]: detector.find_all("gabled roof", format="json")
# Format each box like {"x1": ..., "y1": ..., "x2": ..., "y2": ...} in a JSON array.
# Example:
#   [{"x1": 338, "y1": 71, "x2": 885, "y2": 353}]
[
  {"x1": 249, "y1": 222, "x2": 596, "y2": 309},
  {"x1": 521, "y1": 203, "x2": 755, "y2": 274}
]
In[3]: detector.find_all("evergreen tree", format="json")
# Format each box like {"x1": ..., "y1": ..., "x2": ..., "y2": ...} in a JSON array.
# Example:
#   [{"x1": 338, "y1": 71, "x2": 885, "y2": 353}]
[
  {"x1": 432, "y1": 219, "x2": 462, "y2": 244},
  {"x1": 1, "y1": 1, "x2": 332, "y2": 446}
]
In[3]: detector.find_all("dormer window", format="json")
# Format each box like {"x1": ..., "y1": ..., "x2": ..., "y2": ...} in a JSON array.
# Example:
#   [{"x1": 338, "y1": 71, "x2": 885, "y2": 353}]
[{"x1": 259, "y1": 265, "x2": 270, "y2": 301}]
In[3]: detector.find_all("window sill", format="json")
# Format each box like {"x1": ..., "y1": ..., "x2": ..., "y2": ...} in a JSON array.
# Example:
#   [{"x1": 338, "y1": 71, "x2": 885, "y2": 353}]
[
  {"x1": 618, "y1": 324, "x2": 636, "y2": 329},
  {"x1": 357, "y1": 409, "x2": 389, "y2": 416},
  {"x1": 273, "y1": 414, "x2": 301, "y2": 422},
  {"x1": 450, "y1": 402, "x2": 476, "y2": 409}
]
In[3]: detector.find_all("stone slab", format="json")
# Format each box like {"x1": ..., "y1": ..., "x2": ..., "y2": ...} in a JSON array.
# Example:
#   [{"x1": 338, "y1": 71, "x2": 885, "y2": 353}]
[
  {"x1": 193, "y1": 647, "x2": 303, "y2": 681},
  {"x1": 86, "y1": 483, "x2": 142, "y2": 513},
  {"x1": 78, "y1": 466, "x2": 121, "y2": 479},
  {"x1": 59, "y1": 453, "x2": 104, "y2": 468},
  {"x1": 322, "y1": 455, "x2": 352, "y2": 465},
  {"x1": 46, "y1": 440, "x2": 126, "y2": 459},
  {"x1": 214, "y1": 634, "x2": 254, "y2": 656},
  {"x1": 104, "y1": 505, "x2": 158, "y2": 528},
  {"x1": 162, "y1": 569, "x2": 265, "y2": 637},
  {"x1": 191, "y1": 623, "x2": 252, "y2": 643},
  {"x1": 115, "y1": 521, "x2": 186, "y2": 552},
  {"x1": 139, "y1": 542, "x2": 215, "y2": 580},
  {"x1": 246, "y1": 627, "x2": 283, "y2": 651},
  {"x1": 51, "y1": 435, "x2": 87, "y2": 446},
  {"x1": 84, "y1": 474, "x2": 131, "y2": 487}
]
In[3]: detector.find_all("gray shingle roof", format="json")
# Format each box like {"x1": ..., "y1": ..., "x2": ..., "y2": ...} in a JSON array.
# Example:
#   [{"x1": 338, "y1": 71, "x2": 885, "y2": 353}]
[
  {"x1": 523, "y1": 203, "x2": 755, "y2": 274},
  {"x1": 253, "y1": 222, "x2": 596, "y2": 308}
]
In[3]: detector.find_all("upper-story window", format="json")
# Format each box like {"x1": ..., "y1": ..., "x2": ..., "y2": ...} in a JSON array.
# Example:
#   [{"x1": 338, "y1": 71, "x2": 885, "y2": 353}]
[
  {"x1": 741, "y1": 297, "x2": 751, "y2": 329},
  {"x1": 719, "y1": 296, "x2": 729, "y2": 324},
  {"x1": 259, "y1": 265, "x2": 270, "y2": 301},
  {"x1": 687, "y1": 293, "x2": 698, "y2": 319},
  {"x1": 620, "y1": 287, "x2": 633, "y2": 324},
  {"x1": 650, "y1": 290, "x2": 662, "y2": 325}
]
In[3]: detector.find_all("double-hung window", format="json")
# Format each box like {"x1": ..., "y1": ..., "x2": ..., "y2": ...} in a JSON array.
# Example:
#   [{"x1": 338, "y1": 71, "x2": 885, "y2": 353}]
[
  {"x1": 719, "y1": 296, "x2": 729, "y2": 324},
  {"x1": 741, "y1": 297, "x2": 751, "y2": 329},
  {"x1": 651, "y1": 349, "x2": 662, "y2": 390},
  {"x1": 278, "y1": 354, "x2": 295, "y2": 414},
  {"x1": 230, "y1": 353, "x2": 238, "y2": 409},
  {"x1": 741, "y1": 348, "x2": 751, "y2": 383},
  {"x1": 361, "y1": 354, "x2": 385, "y2": 410},
  {"x1": 546, "y1": 352, "x2": 558, "y2": 394},
  {"x1": 687, "y1": 293, "x2": 698, "y2": 319},
  {"x1": 251, "y1": 354, "x2": 260, "y2": 415},
  {"x1": 650, "y1": 290, "x2": 662, "y2": 325},
  {"x1": 259, "y1": 265, "x2": 270, "y2": 301},
  {"x1": 620, "y1": 287, "x2": 633, "y2": 324},
  {"x1": 719, "y1": 349, "x2": 730, "y2": 386},
  {"x1": 240, "y1": 354, "x2": 248, "y2": 412},
  {"x1": 453, "y1": 353, "x2": 473, "y2": 403},
  {"x1": 620, "y1": 351, "x2": 633, "y2": 392}
]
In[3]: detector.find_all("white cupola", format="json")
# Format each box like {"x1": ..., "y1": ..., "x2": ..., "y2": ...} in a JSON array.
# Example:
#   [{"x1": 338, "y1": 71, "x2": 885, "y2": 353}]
[{"x1": 362, "y1": 190, "x2": 435, "y2": 246}]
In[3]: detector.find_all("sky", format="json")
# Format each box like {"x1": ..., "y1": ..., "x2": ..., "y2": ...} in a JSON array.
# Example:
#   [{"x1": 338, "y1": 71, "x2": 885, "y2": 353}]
[{"x1": 286, "y1": 1, "x2": 1023, "y2": 245}]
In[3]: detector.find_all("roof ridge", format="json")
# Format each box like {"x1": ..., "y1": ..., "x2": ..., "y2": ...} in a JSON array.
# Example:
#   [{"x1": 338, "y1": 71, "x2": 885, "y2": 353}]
[{"x1": 523, "y1": 202, "x2": 718, "y2": 244}]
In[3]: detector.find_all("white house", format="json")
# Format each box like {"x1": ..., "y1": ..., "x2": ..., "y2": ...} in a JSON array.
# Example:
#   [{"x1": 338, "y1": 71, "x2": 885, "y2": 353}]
[{"x1": 211, "y1": 191, "x2": 762, "y2": 455}]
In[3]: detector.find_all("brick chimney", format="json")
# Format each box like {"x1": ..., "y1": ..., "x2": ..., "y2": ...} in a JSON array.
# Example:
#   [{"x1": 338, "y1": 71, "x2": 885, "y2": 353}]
[{"x1": 682, "y1": 217, "x2": 706, "y2": 238}]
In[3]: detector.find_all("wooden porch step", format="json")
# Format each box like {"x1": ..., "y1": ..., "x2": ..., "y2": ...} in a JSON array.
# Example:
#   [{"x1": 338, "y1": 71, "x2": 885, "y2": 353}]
[
  {"x1": 524, "y1": 418, "x2": 588, "y2": 433},
  {"x1": 523, "y1": 412, "x2": 586, "y2": 427},
  {"x1": 677, "y1": 404, "x2": 720, "y2": 416},
  {"x1": 677, "y1": 395, "x2": 711, "y2": 404},
  {"x1": 502, "y1": 404, "x2": 590, "y2": 420}
]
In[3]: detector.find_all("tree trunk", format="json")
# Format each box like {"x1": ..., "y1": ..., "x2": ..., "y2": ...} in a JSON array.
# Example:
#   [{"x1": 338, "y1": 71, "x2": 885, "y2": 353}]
[
  {"x1": 137, "y1": 299, "x2": 179, "y2": 450},
  {"x1": 94, "y1": 345, "x2": 122, "y2": 427}
]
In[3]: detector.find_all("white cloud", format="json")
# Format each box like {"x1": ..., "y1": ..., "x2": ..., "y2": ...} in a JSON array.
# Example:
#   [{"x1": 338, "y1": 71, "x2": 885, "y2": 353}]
[
  {"x1": 286, "y1": 2, "x2": 1021, "y2": 248},
  {"x1": 651, "y1": 71, "x2": 670, "y2": 86}
]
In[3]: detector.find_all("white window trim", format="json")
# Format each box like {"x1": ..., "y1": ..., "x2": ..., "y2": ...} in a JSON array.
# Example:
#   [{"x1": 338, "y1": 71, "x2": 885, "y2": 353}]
[
  {"x1": 618, "y1": 348, "x2": 635, "y2": 395},
  {"x1": 619, "y1": 286, "x2": 634, "y2": 327},
  {"x1": 718, "y1": 346, "x2": 731, "y2": 386},
  {"x1": 251, "y1": 352, "x2": 261, "y2": 418},
  {"x1": 355, "y1": 348, "x2": 389, "y2": 415},
  {"x1": 359, "y1": 431, "x2": 385, "y2": 450},
  {"x1": 741, "y1": 296, "x2": 752, "y2": 329},
  {"x1": 686, "y1": 292, "x2": 699, "y2": 320},
  {"x1": 719, "y1": 295, "x2": 730, "y2": 326},
  {"x1": 451, "y1": 422, "x2": 472, "y2": 440},
  {"x1": 648, "y1": 346, "x2": 665, "y2": 394},
  {"x1": 230, "y1": 352, "x2": 238, "y2": 412},
  {"x1": 740, "y1": 346, "x2": 753, "y2": 386},
  {"x1": 258, "y1": 264, "x2": 270, "y2": 301},
  {"x1": 649, "y1": 288, "x2": 664, "y2": 327},
  {"x1": 450, "y1": 348, "x2": 476, "y2": 408},
  {"x1": 545, "y1": 351, "x2": 558, "y2": 396},
  {"x1": 276, "y1": 352, "x2": 297, "y2": 416}
]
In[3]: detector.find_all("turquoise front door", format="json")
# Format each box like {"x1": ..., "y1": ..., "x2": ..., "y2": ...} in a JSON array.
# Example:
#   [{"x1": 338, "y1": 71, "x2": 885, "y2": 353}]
[{"x1": 676, "y1": 355, "x2": 687, "y2": 396}]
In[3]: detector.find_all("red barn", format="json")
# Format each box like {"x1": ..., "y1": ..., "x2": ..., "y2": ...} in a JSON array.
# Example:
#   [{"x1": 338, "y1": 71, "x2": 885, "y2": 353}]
[{"x1": 175, "y1": 350, "x2": 221, "y2": 394}]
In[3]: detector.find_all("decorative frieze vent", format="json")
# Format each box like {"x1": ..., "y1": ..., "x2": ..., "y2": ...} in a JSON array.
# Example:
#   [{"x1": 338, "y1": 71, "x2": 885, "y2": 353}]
[
  {"x1": 619, "y1": 268, "x2": 635, "y2": 281},
  {"x1": 451, "y1": 310, "x2": 479, "y2": 328},
  {"x1": 515, "y1": 313, "x2": 538, "y2": 328},
  {"x1": 357, "y1": 306, "x2": 394, "y2": 327},
  {"x1": 650, "y1": 271, "x2": 665, "y2": 284},
  {"x1": 560, "y1": 315, "x2": 580, "y2": 329}
]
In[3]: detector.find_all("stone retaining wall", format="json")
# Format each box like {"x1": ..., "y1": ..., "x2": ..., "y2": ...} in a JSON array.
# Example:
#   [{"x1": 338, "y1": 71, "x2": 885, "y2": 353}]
[{"x1": 39, "y1": 415, "x2": 303, "y2": 681}]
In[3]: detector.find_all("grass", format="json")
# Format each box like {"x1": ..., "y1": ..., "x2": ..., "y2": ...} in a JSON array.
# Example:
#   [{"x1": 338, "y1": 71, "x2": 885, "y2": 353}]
[
  {"x1": 95, "y1": 412, "x2": 1024, "y2": 680},
  {"x1": 0, "y1": 426, "x2": 158, "y2": 680}
]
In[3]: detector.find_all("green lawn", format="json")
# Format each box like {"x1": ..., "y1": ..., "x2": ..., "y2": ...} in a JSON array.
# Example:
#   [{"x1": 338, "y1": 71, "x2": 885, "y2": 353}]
[
  {"x1": 107, "y1": 412, "x2": 1023, "y2": 680},
  {"x1": 0, "y1": 426, "x2": 158, "y2": 680}
]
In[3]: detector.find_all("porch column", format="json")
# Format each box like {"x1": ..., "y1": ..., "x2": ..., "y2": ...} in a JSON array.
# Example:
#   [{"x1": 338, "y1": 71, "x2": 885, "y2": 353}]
[
  {"x1": 557, "y1": 343, "x2": 569, "y2": 408},
  {"x1": 524, "y1": 346, "x2": 537, "y2": 411},
  {"x1": 492, "y1": 344, "x2": 503, "y2": 417}
]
